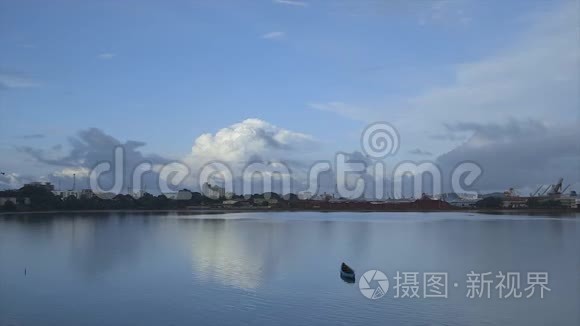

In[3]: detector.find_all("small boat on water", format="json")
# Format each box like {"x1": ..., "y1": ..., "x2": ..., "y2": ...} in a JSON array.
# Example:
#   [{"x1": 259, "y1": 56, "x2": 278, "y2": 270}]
[{"x1": 340, "y1": 262, "x2": 355, "y2": 281}]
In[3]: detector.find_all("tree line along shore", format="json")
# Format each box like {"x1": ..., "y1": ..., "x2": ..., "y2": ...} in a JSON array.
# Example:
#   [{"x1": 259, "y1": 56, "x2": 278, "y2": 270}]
[{"x1": 1, "y1": 183, "x2": 578, "y2": 214}]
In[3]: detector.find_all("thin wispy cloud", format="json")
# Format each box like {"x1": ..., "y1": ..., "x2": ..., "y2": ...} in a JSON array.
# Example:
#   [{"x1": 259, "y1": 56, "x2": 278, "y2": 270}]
[
  {"x1": 97, "y1": 53, "x2": 116, "y2": 60},
  {"x1": 408, "y1": 148, "x2": 433, "y2": 156},
  {"x1": 429, "y1": 133, "x2": 467, "y2": 142},
  {"x1": 419, "y1": 0, "x2": 473, "y2": 25},
  {"x1": 307, "y1": 2, "x2": 579, "y2": 191},
  {"x1": 0, "y1": 72, "x2": 39, "y2": 90},
  {"x1": 17, "y1": 43, "x2": 37, "y2": 49},
  {"x1": 308, "y1": 102, "x2": 379, "y2": 122},
  {"x1": 261, "y1": 31, "x2": 285, "y2": 40},
  {"x1": 17, "y1": 134, "x2": 46, "y2": 140},
  {"x1": 315, "y1": 2, "x2": 579, "y2": 130},
  {"x1": 273, "y1": 0, "x2": 308, "y2": 7}
]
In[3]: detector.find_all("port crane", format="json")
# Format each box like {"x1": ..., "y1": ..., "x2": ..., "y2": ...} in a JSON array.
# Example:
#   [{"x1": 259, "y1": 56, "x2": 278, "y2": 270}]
[
  {"x1": 561, "y1": 184, "x2": 571, "y2": 194},
  {"x1": 70, "y1": 173, "x2": 76, "y2": 191},
  {"x1": 549, "y1": 178, "x2": 564, "y2": 195},
  {"x1": 531, "y1": 185, "x2": 544, "y2": 197},
  {"x1": 531, "y1": 178, "x2": 572, "y2": 197}
]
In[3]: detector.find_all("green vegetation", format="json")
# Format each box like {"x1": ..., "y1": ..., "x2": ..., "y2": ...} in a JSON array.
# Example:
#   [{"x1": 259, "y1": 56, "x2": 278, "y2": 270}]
[
  {"x1": 526, "y1": 197, "x2": 563, "y2": 208},
  {"x1": 0, "y1": 185, "x2": 305, "y2": 212},
  {"x1": 475, "y1": 196, "x2": 503, "y2": 208},
  {"x1": 0, "y1": 186, "x2": 215, "y2": 212},
  {"x1": 2, "y1": 200, "x2": 16, "y2": 211}
]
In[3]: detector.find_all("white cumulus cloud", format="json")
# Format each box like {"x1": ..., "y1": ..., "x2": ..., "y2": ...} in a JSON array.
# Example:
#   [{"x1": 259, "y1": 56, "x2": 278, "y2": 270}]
[
  {"x1": 188, "y1": 118, "x2": 314, "y2": 165},
  {"x1": 0, "y1": 172, "x2": 24, "y2": 190},
  {"x1": 179, "y1": 119, "x2": 318, "y2": 194}
]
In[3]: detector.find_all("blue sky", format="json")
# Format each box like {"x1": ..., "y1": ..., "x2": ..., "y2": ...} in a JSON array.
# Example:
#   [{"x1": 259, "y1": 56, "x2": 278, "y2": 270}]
[{"x1": 0, "y1": 0, "x2": 578, "y2": 193}]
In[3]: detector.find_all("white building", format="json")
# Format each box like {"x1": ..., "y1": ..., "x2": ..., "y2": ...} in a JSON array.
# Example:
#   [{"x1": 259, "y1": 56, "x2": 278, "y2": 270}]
[
  {"x1": 557, "y1": 197, "x2": 577, "y2": 209},
  {"x1": 163, "y1": 192, "x2": 178, "y2": 200},
  {"x1": 253, "y1": 198, "x2": 278, "y2": 206},
  {"x1": 131, "y1": 190, "x2": 147, "y2": 199},
  {"x1": 298, "y1": 191, "x2": 312, "y2": 200},
  {"x1": 52, "y1": 189, "x2": 95, "y2": 199},
  {"x1": 448, "y1": 199, "x2": 478, "y2": 208},
  {"x1": 202, "y1": 183, "x2": 225, "y2": 199},
  {"x1": 162, "y1": 190, "x2": 192, "y2": 200}
]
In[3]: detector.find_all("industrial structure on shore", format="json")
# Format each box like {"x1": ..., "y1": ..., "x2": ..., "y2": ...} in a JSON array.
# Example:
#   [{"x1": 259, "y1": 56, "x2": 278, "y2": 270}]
[
  {"x1": 499, "y1": 178, "x2": 578, "y2": 209},
  {"x1": 1, "y1": 175, "x2": 578, "y2": 211}
]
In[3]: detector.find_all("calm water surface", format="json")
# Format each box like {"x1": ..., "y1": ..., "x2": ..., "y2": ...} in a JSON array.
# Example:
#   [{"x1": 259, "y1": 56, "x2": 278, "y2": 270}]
[{"x1": 1, "y1": 212, "x2": 579, "y2": 326}]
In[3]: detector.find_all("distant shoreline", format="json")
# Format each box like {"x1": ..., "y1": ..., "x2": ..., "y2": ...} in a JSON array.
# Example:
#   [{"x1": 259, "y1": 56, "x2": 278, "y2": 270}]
[{"x1": 1, "y1": 207, "x2": 578, "y2": 216}]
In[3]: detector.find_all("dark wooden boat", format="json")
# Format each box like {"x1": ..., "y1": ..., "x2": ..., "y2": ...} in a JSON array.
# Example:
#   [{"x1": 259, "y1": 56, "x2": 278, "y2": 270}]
[{"x1": 340, "y1": 262, "x2": 355, "y2": 280}]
